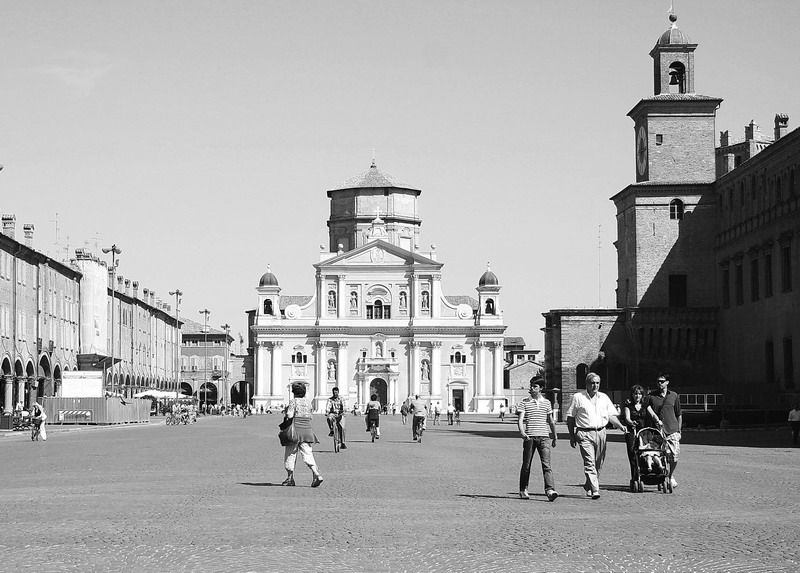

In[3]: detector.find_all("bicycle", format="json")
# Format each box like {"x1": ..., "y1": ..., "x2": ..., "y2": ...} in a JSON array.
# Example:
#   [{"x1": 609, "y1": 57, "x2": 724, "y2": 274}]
[
  {"x1": 367, "y1": 418, "x2": 378, "y2": 442},
  {"x1": 166, "y1": 412, "x2": 179, "y2": 426},
  {"x1": 412, "y1": 416, "x2": 425, "y2": 443},
  {"x1": 31, "y1": 419, "x2": 41, "y2": 441},
  {"x1": 328, "y1": 414, "x2": 341, "y2": 452}
]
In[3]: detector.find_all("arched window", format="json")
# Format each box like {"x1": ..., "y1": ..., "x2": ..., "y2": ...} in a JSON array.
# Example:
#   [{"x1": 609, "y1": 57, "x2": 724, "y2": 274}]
[
  {"x1": 485, "y1": 299, "x2": 495, "y2": 314},
  {"x1": 669, "y1": 199, "x2": 684, "y2": 220},
  {"x1": 190, "y1": 357, "x2": 197, "y2": 371},
  {"x1": 264, "y1": 300, "x2": 273, "y2": 315},
  {"x1": 576, "y1": 364, "x2": 588, "y2": 389},
  {"x1": 668, "y1": 62, "x2": 686, "y2": 93}
]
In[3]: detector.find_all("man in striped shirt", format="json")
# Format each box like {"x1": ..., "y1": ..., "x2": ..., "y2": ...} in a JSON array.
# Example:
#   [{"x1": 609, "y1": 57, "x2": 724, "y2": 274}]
[{"x1": 516, "y1": 375, "x2": 558, "y2": 501}]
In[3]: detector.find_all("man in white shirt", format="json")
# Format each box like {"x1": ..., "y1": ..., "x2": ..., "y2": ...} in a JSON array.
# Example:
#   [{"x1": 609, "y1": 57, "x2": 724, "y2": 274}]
[{"x1": 566, "y1": 372, "x2": 626, "y2": 499}]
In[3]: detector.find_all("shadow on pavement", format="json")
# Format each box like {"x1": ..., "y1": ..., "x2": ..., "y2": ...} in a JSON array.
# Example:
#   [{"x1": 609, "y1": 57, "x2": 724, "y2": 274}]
[{"x1": 240, "y1": 482, "x2": 283, "y2": 487}]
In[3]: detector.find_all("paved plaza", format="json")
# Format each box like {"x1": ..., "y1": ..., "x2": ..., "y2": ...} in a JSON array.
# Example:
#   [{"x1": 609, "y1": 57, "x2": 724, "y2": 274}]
[{"x1": 2, "y1": 413, "x2": 799, "y2": 572}]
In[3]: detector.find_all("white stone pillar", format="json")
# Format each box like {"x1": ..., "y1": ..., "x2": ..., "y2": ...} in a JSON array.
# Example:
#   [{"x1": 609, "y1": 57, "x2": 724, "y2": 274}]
[
  {"x1": 410, "y1": 341, "x2": 420, "y2": 396},
  {"x1": 431, "y1": 276, "x2": 442, "y2": 319},
  {"x1": 336, "y1": 341, "x2": 348, "y2": 395},
  {"x1": 271, "y1": 341, "x2": 283, "y2": 401},
  {"x1": 337, "y1": 275, "x2": 346, "y2": 319},
  {"x1": 3, "y1": 376, "x2": 12, "y2": 413},
  {"x1": 254, "y1": 342, "x2": 269, "y2": 401},
  {"x1": 492, "y1": 342, "x2": 504, "y2": 396},
  {"x1": 476, "y1": 341, "x2": 486, "y2": 396},
  {"x1": 17, "y1": 380, "x2": 25, "y2": 406},
  {"x1": 431, "y1": 341, "x2": 442, "y2": 400},
  {"x1": 314, "y1": 341, "x2": 326, "y2": 410}
]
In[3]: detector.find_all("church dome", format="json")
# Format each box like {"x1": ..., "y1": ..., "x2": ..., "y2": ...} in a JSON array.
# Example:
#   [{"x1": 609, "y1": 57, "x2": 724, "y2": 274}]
[
  {"x1": 657, "y1": 15, "x2": 691, "y2": 46},
  {"x1": 479, "y1": 263, "x2": 499, "y2": 286},
  {"x1": 329, "y1": 161, "x2": 420, "y2": 192},
  {"x1": 259, "y1": 266, "x2": 279, "y2": 287}
]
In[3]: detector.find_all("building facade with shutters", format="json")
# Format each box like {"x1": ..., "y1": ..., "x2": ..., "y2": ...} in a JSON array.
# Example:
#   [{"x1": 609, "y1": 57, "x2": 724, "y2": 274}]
[{"x1": 248, "y1": 162, "x2": 507, "y2": 413}]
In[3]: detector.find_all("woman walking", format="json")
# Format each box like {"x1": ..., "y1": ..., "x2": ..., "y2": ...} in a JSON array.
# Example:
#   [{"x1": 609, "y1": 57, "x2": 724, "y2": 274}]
[
  {"x1": 282, "y1": 382, "x2": 323, "y2": 487},
  {"x1": 622, "y1": 385, "x2": 647, "y2": 491}
]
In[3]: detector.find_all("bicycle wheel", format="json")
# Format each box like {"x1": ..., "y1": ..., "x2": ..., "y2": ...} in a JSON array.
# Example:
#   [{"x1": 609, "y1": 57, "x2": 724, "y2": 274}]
[
  {"x1": 371, "y1": 425, "x2": 376, "y2": 443},
  {"x1": 333, "y1": 423, "x2": 340, "y2": 453}
]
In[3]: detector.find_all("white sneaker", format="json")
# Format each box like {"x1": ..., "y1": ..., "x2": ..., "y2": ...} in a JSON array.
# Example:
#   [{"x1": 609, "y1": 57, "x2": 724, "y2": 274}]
[{"x1": 670, "y1": 477, "x2": 678, "y2": 488}]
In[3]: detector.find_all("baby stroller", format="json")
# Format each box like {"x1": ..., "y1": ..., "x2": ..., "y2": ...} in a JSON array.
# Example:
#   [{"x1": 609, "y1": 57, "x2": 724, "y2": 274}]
[{"x1": 632, "y1": 427, "x2": 673, "y2": 493}]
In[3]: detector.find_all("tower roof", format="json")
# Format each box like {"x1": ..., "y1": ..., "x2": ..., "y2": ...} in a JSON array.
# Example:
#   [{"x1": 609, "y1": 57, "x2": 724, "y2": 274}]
[
  {"x1": 656, "y1": 15, "x2": 692, "y2": 46},
  {"x1": 329, "y1": 161, "x2": 420, "y2": 192},
  {"x1": 258, "y1": 265, "x2": 279, "y2": 287},
  {"x1": 479, "y1": 263, "x2": 499, "y2": 286}
]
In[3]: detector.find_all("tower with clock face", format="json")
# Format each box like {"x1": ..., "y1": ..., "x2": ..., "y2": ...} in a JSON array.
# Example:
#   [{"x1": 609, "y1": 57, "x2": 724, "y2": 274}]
[
  {"x1": 629, "y1": 15, "x2": 722, "y2": 183},
  {"x1": 613, "y1": 15, "x2": 721, "y2": 309}
]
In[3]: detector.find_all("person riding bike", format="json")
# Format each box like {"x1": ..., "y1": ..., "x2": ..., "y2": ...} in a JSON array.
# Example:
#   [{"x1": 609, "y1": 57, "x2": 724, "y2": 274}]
[
  {"x1": 325, "y1": 387, "x2": 347, "y2": 449},
  {"x1": 365, "y1": 394, "x2": 382, "y2": 439},
  {"x1": 409, "y1": 394, "x2": 427, "y2": 443},
  {"x1": 30, "y1": 401, "x2": 47, "y2": 441}
]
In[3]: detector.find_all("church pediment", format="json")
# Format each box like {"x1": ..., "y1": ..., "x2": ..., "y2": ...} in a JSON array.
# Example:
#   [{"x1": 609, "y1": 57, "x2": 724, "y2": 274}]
[{"x1": 315, "y1": 240, "x2": 442, "y2": 270}]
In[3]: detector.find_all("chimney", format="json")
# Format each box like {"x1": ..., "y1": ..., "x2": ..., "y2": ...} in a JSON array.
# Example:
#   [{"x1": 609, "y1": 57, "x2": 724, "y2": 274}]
[
  {"x1": 117, "y1": 275, "x2": 124, "y2": 293},
  {"x1": 1, "y1": 215, "x2": 16, "y2": 240},
  {"x1": 23, "y1": 224, "x2": 34, "y2": 248},
  {"x1": 150, "y1": 291, "x2": 156, "y2": 306},
  {"x1": 775, "y1": 114, "x2": 789, "y2": 141},
  {"x1": 124, "y1": 278, "x2": 131, "y2": 296},
  {"x1": 719, "y1": 130, "x2": 729, "y2": 147},
  {"x1": 744, "y1": 120, "x2": 760, "y2": 141},
  {"x1": 132, "y1": 281, "x2": 139, "y2": 299},
  {"x1": 143, "y1": 288, "x2": 149, "y2": 303}
]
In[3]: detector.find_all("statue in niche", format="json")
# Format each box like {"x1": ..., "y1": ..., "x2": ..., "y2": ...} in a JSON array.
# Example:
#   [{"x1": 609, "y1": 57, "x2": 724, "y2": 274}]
[
  {"x1": 375, "y1": 342, "x2": 383, "y2": 358},
  {"x1": 421, "y1": 291, "x2": 429, "y2": 310},
  {"x1": 328, "y1": 291, "x2": 336, "y2": 310},
  {"x1": 399, "y1": 291, "x2": 407, "y2": 309},
  {"x1": 350, "y1": 291, "x2": 358, "y2": 310},
  {"x1": 421, "y1": 360, "x2": 430, "y2": 381},
  {"x1": 485, "y1": 299, "x2": 494, "y2": 314},
  {"x1": 328, "y1": 361, "x2": 336, "y2": 381}
]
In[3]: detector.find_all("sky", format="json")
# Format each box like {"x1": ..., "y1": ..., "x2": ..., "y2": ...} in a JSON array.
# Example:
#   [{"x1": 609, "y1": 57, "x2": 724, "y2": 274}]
[{"x1": 1, "y1": 1, "x2": 799, "y2": 352}]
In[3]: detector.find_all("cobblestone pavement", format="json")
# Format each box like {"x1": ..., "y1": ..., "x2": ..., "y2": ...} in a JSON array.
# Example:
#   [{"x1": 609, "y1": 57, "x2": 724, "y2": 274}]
[{"x1": 2, "y1": 414, "x2": 798, "y2": 572}]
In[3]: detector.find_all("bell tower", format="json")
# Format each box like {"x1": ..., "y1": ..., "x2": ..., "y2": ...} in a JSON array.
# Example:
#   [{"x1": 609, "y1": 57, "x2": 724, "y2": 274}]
[{"x1": 629, "y1": 15, "x2": 722, "y2": 184}]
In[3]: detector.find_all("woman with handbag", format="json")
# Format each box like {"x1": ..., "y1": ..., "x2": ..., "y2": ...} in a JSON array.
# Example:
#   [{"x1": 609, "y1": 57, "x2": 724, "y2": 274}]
[{"x1": 282, "y1": 382, "x2": 323, "y2": 487}]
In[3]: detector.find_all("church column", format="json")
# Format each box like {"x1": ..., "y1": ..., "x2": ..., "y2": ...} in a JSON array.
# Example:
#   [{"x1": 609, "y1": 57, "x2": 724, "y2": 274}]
[
  {"x1": 431, "y1": 341, "x2": 442, "y2": 400},
  {"x1": 492, "y1": 342, "x2": 504, "y2": 396},
  {"x1": 314, "y1": 341, "x2": 326, "y2": 409},
  {"x1": 431, "y1": 276, "x2": 442, "y2": 319},
  {"x1": 409, "y1": 341, "x2": 420, "y2": 396},
  {"x1": 337, "y1": 275, "x2": 346, "y2": 319},
  {"x1": 336, "y1": 341, "x2": 348, "y2": 398},
  {"x1": 255, "y1": 342, "x2": 269, "y2": 402},
  {"x1": 271, "y1": 341, "x2": 283, "y2": 399},
  {"x1": 476, "y1": 341, "x2": 486, "y2": 397}
]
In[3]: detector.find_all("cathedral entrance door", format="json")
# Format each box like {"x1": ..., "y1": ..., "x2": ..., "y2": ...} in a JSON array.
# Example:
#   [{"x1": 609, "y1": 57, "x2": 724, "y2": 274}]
[
  {"x1": 369, "y1": 378, "x2": 388, "y2": 406},
  {"x1": 452, "y1": 389, "x2": 464, "y2": 412}
]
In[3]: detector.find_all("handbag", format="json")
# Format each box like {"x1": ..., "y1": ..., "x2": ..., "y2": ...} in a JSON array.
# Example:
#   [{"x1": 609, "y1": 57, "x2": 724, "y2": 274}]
[{"x1": 278, "y1": 416, "x2": 298, "y2": 446}]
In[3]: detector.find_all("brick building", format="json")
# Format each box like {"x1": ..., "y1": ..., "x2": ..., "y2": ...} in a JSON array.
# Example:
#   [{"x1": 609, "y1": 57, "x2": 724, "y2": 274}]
[{"x1": 544, "y1": 15, "x2": 799, "y2": 419}]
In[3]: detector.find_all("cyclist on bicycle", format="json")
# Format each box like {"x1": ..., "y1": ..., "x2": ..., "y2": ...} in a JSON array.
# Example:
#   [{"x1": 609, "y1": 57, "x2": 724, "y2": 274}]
[
  {"x1": 325, "y1": 387, "x2": 347, "y2": 449},
  {"x1": 365, "y1": 393, "x2": 382, "y2": 439},
  {"x1": 31, "y1": 401, "x2": 47, "y2": 441},
  {"x1": 409, "y1": 394, "x2": 427, "y2": 443}
]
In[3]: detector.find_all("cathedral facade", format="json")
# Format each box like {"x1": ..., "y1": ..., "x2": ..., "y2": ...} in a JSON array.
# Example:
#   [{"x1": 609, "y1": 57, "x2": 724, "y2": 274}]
[
  {"x1": 544, "y1": 15, "x2": 799, "y2": 417},
  {"x1": 249, "y1": 162, "x2": 507, "y2": 413}
]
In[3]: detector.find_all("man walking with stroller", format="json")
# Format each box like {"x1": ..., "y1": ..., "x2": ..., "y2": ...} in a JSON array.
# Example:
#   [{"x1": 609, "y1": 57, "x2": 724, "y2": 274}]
[
  {"x1": 566, "y1": 373, "x2": 626, "y2": 499},
  {"x1": 645, "y1": 374, "x2": 682, "y2": 488}
]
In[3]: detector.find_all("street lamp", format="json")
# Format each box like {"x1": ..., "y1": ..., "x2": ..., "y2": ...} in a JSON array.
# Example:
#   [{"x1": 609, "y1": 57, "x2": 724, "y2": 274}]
[
  {"x1": 101, "y1": 244, "x2": 122, "y2": 395},
  {"x1": 169, "y1": 289, "x2": 182, "y2": 401},
  {"x1": 221, "y1": 323, "x2": 230, "y2": 409},
  {"x1": 199, "y1": 309, "x2": 210, "y2": 406}
]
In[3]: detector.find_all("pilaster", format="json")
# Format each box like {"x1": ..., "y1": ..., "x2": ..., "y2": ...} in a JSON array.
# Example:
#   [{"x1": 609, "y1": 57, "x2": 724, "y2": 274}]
[{"x1": 430, "y1": 341, "x2": 442, "y2": 401}]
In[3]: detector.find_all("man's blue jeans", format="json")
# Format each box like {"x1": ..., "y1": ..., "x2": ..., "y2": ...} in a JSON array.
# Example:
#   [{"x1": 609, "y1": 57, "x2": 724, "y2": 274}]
[{"x1": 519, "y1": 436, "x2": 555, "y2": 492}]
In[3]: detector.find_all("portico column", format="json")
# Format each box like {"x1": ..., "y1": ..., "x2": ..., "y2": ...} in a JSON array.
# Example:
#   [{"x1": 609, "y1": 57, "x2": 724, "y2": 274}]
[
  {"x1": 314, "y1": 342, "x2": 326, "y2": 409},
  {"x1": 336, "y1": 341, "x2": 348, "y2": 397},
  {"x1": 431, "y1": 342, "x2": 442, "y2": 399},
  {"x1": 271, "y1": 341, "x2": 284, "y2": 399},
  {"x1": 492, "y1": 342, "x2": 504, "y2": 396},
  {"x1": 17, "y1": 380, "x2": 25, "y2": 407},
  {"x1": 337, "y1": 275, "x2": 346, "y2": 319},
  {"x1": 409, "y1": 341, "x2": 420, "y2": 396},
  {"x1": 2, "y1": 376, "x2": 12, "y2": 413}
]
